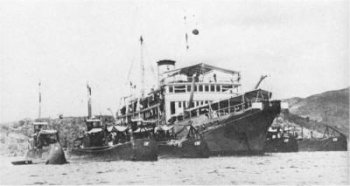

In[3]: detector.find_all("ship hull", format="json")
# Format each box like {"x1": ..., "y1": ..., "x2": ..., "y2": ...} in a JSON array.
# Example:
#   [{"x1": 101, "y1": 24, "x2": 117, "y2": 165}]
[
  {"x1": 298, "y1": 137, "x2": 348, "y2": 152},
  {"x1": 264, "y1": 137, "x2": 298, "y2": 153},
  {"x1": 157, "y1": 138, "x2": 210, "y2": 158},
  {"x1": 200, "y1": 101, "x2": 281, "y2": 155},
  {"x1": 67, "y1": 138, "x2": 158, "y2": 162}
]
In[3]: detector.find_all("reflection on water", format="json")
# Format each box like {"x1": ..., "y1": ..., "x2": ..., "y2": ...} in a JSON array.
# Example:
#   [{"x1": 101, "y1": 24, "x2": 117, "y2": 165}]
[{"x1": 0, "y1": 151, "x2": 348, "y2": 185}]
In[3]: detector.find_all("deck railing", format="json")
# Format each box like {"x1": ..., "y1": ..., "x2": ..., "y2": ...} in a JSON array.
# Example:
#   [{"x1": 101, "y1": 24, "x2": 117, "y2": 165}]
[
  {"x1": 182, "y1": 95, "x2": 270, "y2": 122},
  {"x1": 184, "y1": 98, "x2": 256, "y2": 120}
]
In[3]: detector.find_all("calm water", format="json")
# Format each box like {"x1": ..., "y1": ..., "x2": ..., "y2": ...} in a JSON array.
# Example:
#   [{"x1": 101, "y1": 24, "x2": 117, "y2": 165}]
[{"x1": 0, "y1": 151, "x2": 349, "y2": 185}]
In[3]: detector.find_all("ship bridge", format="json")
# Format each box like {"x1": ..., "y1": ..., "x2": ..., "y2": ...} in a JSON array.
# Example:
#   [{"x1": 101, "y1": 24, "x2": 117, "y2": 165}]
[{"x1": 159, "y1": 62, "x2": 242, "y2": 121}]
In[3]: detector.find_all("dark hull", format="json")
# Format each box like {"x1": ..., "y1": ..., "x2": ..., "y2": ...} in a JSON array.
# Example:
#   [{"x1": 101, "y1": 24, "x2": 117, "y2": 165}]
[
  {"x1": 298, "y1": 137, "x2": 348, "y2": 152},
  {"x1": 264, "y1": 137, "x2": 298, "y2": 153},
  {"x1": 200, "y1": 101, "x2": 281, "y2": 155},
  {"x1": 11, "y1": 160, "x2": 33, "y2": 165},
  {"x1": 158, "y1": 138, "x2": 210, "y2": 158},
  {"x1": 67, "y1": 138, "x2": 158, "y2": 161}
]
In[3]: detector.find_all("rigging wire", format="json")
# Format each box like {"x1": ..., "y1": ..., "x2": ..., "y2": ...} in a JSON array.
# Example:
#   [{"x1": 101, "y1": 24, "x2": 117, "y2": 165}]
[{"x1": 141, "y1": 36, "x2": 158, "y2": 90}]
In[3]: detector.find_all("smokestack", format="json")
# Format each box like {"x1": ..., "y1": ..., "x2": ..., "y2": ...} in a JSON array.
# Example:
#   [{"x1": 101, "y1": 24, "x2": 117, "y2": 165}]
[{"x1": 157, "y1": 59, "x2": 176, "y2": 87}]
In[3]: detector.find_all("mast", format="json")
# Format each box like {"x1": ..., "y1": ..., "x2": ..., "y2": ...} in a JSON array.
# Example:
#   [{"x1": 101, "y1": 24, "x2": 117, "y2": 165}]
[
  {"x1": 137, "y1": 36, "x2": 143, "y2": 125},
  {"x1": 38, "y1": 81, "x2": 42, "y2": 119},
  {"x1": 140, "y1": 36, "x2": 145, "y2": 97},
  {"x1": 184, "y1": 15, "x2": 190, "y2": 51},
  {"x1": 87, "y1": 83, "x2": 92, "y2": 119}
]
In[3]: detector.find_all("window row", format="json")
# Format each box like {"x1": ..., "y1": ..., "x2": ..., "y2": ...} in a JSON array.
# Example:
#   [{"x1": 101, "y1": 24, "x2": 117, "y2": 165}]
[
  {"x1": 170, "y1": 100, "x2": 210, "y2": 115},
  {"x1": 168, "y1": 84, "x2": 234, "y2": 93}
]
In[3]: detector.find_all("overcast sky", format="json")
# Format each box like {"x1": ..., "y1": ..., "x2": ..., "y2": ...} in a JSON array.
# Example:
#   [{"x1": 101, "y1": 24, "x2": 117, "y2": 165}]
[{"x1": 0, "y1": 0, "x2": 348, "y2": 122}]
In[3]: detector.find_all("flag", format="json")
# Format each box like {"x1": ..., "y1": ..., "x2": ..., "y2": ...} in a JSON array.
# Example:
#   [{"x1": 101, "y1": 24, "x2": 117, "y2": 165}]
[
  {"x1": 185, "y1": 33, "x2": 189, "y2": 50},
  {"x1": 140, "y1": 36, "x2": 143, "y2": 45},
  {"x1": 87, "y1": 84, "x2": 91, "y2": 95}
]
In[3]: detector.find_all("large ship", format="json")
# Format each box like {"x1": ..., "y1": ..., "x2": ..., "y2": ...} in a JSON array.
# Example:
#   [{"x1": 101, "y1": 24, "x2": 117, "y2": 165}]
[{"x1": 117, "y1": 59, "x2": 282, "y2": 156}]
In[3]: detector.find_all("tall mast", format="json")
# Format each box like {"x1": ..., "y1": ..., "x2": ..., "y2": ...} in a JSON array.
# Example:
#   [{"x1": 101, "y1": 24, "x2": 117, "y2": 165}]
[
  {"x1": 140, "y1": 36, "x2": 145, "y2": 97},
  {"x1": 184, "y1": 16, "x2": 189, "y2": 51},
  {"x1": 38, "y1": 81, "x2": 42, "y2": 119},
  {"x1": 87, "y1": 83, "x2": 92, "y2": 119}
]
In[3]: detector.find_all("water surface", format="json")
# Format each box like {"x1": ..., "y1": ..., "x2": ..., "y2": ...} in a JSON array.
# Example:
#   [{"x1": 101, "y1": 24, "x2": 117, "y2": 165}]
[{"x1": 0, "y1": 151, "x2": 348, "y2": 185}]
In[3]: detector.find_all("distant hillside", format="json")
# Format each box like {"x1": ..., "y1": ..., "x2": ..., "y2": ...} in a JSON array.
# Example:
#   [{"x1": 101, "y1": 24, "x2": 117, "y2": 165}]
[{"x1": 284, "y1": 87, "x2": 349, "y2": 137}]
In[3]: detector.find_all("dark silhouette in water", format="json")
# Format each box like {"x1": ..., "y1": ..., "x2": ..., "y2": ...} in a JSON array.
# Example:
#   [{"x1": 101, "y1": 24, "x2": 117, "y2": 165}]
[
  {"x1": 264, "y1": 126, "x2": 298, "y2": 152},
  {"x1": 46, "y1": 143, "x2": 67, "y2": 165}
]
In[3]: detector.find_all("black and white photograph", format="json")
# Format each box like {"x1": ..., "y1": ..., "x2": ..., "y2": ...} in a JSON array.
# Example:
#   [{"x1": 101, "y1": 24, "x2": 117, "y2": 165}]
[{"x1": 0, "y1": 0, "x2": 349, "y2": 185}]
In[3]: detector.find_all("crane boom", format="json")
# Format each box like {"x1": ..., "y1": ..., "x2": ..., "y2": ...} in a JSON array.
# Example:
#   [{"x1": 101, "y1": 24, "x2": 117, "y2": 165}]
[{"x1": 254, "y1": 75, "x2": 268, "y2": 89}]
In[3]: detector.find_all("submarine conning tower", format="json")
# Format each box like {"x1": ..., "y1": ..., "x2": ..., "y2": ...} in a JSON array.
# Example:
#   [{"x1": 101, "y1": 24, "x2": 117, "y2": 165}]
[{"x1": 157, "y1": 59, "x2": 176, "y2": 86}]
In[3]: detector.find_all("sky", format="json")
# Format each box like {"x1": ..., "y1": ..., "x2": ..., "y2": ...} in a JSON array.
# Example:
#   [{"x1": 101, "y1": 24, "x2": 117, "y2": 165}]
[{"x1": 0, "y1": 0, "x2": 348, "y2": 122}]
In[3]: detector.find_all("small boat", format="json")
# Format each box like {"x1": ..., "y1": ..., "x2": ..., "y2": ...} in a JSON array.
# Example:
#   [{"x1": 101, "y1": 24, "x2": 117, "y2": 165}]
[
  {"x1": 264, "y1": 126, "x2": 298, "y2": 153},
  {"x1": 156, "y1": 124, "x2": 210, "y2": 158},
  {"x1": 67, "y1": 84, "x2": 158, "y2": 162},
  {"x1": 11, "y1": 160, "x2": 33, "y2": 165},
  {"x1": 12, "y1": 82, "x2": 67, "y2": 165},
  {"x1": 11, "y1": 122, "x2": 67, "y2": 165},
  {"x1": 68, "y1": 118, "x2": 157, "y2": 161},
  {"x1": 297, "y1": 125, "x2": 347, "y2": 151},
  {"x1": 23, "y1": 121, "x2": 67, "y2": 164},
  {"x1": 26, "y1": 122, "x2": 58, "y2": 159},
  {"x1": 132, "y1": 117, "x2": 210, "y2": 159}
]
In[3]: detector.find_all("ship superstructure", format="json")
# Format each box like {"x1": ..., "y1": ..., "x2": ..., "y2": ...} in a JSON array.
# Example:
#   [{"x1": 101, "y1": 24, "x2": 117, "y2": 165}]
[
  {"x1": 158, "y1": 60, "x2": 242, "y2": 122},
  {"x1": 117, "y1": 60, "x2": 242, "y2": 123},
  {"x1": 117, "y1": 59, "x2": 282, "y2": 155}
]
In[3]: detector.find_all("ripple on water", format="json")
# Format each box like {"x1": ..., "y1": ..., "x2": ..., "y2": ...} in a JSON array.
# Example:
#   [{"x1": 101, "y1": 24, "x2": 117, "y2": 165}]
[
  {"x1": 0, "y1": 152, "x2": 348, "y2": 185},
  {"x1": 225, "y1": 166, "x2": 235, "y2": 169},
  {"x1": 33, "y1": 181, "x2": 46, "y2": 185}
]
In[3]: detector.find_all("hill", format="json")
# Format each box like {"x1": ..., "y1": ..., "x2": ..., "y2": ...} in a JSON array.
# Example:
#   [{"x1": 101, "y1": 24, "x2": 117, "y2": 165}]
[{"x1": 283, "y1": 87, "x2": 349, "y2": 137}]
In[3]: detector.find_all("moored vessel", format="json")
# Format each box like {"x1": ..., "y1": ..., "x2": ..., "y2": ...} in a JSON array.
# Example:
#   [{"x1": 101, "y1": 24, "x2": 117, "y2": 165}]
[
  {"x1": 155, "y1": 123, "x2": 210, "y2": 158},
  {"x1": 117, "y1": 57, "x2": 282, "y2": 156},
  {"x1": 67, "y1": 118, "x2": 158, "y2": 161},
  {"x1": 297, "y1": 125, "x2": 347, "y2": 152},
  {"x1": 12, "y1": 82, "x2": 67, "y2": 165},
  {"x1": 67, "y1": 84, "x2": 158, "y2": 162},
  {"x1": 264, "y1": 126, "x2": 298, "y2": 153}
]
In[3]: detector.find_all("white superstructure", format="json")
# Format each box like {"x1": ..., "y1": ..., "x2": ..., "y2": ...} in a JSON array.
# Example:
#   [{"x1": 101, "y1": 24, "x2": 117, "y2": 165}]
[{"x1": 158, "y1": 60, "x2": 241, "y2": 121}]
